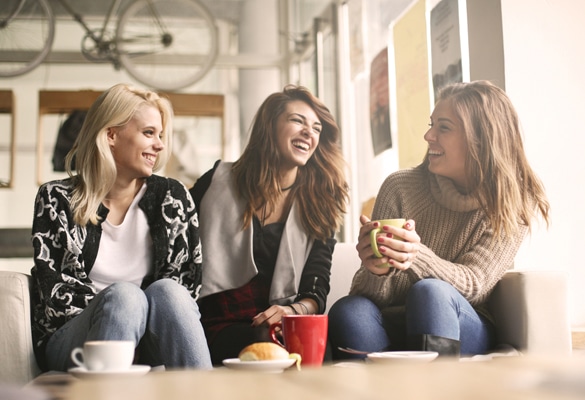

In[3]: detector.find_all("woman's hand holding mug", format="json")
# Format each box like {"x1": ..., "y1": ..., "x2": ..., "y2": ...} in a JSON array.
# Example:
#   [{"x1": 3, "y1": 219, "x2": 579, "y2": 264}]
[{"x1": 357, "y1": 215, "x2": 420, "y2": 275}]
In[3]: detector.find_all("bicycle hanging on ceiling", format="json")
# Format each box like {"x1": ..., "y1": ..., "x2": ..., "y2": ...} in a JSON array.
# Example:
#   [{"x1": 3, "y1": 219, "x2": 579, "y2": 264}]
[{"x1": 0, "y1": 0, "x2": 219, "y2": 91}]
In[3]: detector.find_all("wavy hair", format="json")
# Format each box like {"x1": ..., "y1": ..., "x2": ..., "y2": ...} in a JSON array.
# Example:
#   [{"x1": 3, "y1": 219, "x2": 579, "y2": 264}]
[
  {"x1": 423, "y1": 80, "x2": 550, "y2": 239},
  {"x1": 65, "y1": 83, "x2": 174, "y2": 226},
  {"x1": 232, "y1": 85, "x2": 349, "y2": 242}
]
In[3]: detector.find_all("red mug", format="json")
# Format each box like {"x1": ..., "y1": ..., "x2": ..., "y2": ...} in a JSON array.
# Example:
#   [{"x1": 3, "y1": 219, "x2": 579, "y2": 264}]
[{"x1": 269, "y1": 314, "x2": 328, "y2": 367}]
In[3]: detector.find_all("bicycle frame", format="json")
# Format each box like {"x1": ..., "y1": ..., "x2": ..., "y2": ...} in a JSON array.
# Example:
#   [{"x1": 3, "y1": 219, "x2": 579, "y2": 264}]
[{"x1": 54, "y1": 0, "x2": 125, "y2": 64}]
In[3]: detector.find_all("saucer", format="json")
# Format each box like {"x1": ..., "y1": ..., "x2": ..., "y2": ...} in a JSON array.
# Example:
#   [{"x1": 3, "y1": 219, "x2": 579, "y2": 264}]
[
  {"x1": 367, "y1": 351, "x2": 439, "y2": 364},
  {"x1": 222, "y1": 358, "x2": 296, "y2": 373},
  {"x1": 68, "y1": 365, "x2": 151, "y2": 379}
]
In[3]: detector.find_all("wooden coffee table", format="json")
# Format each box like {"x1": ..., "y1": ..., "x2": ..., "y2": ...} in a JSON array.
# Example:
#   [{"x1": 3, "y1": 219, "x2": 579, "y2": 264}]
[{"x1": 34, "y1": 355, "x2": 585, "y2": 400}]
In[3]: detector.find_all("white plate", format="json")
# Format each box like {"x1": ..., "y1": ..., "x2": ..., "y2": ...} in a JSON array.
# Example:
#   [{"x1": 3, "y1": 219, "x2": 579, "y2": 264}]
[
  {"x1": 68, "y1": 365, "x2": 151, "y2": 379},
  {"x1": 367, "y1": 351, "x2": 439, "y2": 364},
  {"x1": 222, "y1": 358, "x2": 296, "y2": 373}
]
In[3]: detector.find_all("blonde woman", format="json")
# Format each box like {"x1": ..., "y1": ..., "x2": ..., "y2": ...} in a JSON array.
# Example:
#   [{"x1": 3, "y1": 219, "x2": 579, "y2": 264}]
[
  {"x1": 31, "y1": 83, "x2": 212, "y2": 372},
  {"x1": 329, "y1": 80, "x2": 550, "y2": 358},
  {"x1": 190, "y1": 85, "x2": 349, "y2": 364}
]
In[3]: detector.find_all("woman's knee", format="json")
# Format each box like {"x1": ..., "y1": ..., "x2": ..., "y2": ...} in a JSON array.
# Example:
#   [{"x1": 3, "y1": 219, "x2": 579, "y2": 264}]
[
  {"x1": 101, "y1": 282, "x2": 148, "y2": 315},
  {"x1": 328, "y1": 295, "x2": 389, "y2": 355},
  {"x1": 144, "y1": 279, "x2": 196, "y2": 314},
  {"x1": 329, "y1": 295, "x2": 381, "y2": 326},
  {"x1": 405, "y1": 279, "x2": 463, "y2": 337},
  {"x1": 406, "y1": 279, "x2": 456, "y2": 306},
  {"x1": 91, "y1": 282, "x2": 148, "y2": 339}
]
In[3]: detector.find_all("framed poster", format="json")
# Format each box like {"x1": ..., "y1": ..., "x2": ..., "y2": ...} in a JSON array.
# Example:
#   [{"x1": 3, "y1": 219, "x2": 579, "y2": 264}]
[
  {"x1": 392, "y1": 0, "x2": 430, "y2": 169},
  {"x1": 369, "y1": 47, "x2": 392, "y2": 155},
  {"x1": 430, "y1": 0, "x2": 465, "y2": 101}
]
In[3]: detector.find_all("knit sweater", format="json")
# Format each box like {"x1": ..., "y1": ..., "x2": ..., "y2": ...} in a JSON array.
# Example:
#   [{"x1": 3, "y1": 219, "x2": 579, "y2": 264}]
[{"x1": 350, "y1": 165, "x2": 527, "y2": 316}]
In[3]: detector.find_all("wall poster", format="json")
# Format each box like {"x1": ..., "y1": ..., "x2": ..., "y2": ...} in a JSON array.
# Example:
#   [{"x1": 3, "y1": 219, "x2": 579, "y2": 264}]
[
  {"x1": 392, "y1": 0, "x2": 430, "y2": 169},
  {"x1": 369, "y1": 47, "x2": 392, "y2": 155},
  {"x1": 430, "y1": 0, "x2": 464, "y2": 101}
]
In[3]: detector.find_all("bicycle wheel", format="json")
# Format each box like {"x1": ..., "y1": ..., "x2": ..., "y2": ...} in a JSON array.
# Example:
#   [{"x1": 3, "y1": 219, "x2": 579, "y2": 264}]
[
  {"x1": 116, "y1": 0, "x2": 218, "y2": 92},
  {"x1": 0, "y1": 0, "x2": 55, "y2": 77}
]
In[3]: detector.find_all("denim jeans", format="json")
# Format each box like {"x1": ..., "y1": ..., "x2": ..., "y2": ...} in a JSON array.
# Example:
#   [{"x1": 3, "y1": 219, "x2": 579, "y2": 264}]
[
  {"x1": 328, "y1": 279, "x2": 494, "y2": 359},
  {"x1": 46, "y1": 279, "x2": 212, "y2": 371}
]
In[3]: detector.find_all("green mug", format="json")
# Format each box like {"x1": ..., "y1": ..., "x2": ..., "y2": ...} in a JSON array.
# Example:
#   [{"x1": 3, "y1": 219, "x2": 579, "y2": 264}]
[{"x1": 369, "y1": 218, "x2": 406, "y2": 258}]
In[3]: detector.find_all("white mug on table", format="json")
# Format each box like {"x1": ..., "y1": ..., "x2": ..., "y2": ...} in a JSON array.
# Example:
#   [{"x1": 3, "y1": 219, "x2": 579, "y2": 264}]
[{"x1": 70, "y1": 340, "x2": 134, "y2": 372}]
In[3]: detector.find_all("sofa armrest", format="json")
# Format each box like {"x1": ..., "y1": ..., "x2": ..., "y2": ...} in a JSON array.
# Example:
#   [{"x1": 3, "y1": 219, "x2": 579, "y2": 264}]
[
  {"x1": 488, "y1": 270, "x2": 572, "y2": 356},
  {"x1": 0, "y1": 271, "x2": 41, "y2": 385}
]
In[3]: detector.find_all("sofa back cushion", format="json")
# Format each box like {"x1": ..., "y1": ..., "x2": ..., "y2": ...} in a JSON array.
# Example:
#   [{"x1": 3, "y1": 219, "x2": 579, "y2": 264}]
[{"x1": 0, "y1": 272, "x2": 41, "y2": 385}]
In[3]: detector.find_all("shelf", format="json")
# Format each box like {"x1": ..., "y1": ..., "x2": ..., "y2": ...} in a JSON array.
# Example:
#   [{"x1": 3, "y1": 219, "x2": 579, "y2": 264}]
[
  {"x1": 36, "y1": 89, "x2": 225, "y2": 185},
  {"x1": 38, "y1": 90, "x2": 224, "y2": 117}
]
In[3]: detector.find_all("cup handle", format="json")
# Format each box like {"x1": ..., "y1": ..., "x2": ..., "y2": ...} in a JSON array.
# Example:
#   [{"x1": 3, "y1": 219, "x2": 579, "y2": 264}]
[
  {"x1": 268, "y1": 322, "x2": 286, "y2": 349},
  {"x1": 370, "y1": 227, "x2": 383, "y2": 258},
  {"x1": 71, "y1": 347, "x2": 85, "y2": 368}
]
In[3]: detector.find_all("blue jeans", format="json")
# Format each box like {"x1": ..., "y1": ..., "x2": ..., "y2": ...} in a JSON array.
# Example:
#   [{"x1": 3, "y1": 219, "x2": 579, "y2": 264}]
[
  {"x1": 328, "y1": 279, "x2": 494, "y2": 359},
  {"x1": 46, "y1": 279, "x2": 212, "y2": 371}
]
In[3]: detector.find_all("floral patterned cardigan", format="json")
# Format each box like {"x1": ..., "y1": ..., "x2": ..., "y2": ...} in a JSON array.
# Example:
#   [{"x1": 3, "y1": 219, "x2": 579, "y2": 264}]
[{"x1": 30, "y1": 174, "x2": 202, "y2": 370}]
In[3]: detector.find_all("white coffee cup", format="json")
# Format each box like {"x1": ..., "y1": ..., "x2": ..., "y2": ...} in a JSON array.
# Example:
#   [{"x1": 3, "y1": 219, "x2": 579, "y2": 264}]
[{"x1": 71, "y1": 340, "x2": 135, "y2": 372}]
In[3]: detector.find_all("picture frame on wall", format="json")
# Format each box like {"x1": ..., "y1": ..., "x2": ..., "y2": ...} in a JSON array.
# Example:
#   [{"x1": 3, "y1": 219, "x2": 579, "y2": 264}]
[
  {"x1": 430, "y1": 0, "x2": 465, "y2": 101},
  {"x1": 369, "y1": 47, "x2": 392, "y2": 155}
]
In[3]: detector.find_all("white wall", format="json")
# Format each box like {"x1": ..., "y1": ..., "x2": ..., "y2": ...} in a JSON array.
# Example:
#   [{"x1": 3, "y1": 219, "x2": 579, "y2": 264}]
[{"x1": 500, "y1": 0, "x2": 585, "y2": 327}]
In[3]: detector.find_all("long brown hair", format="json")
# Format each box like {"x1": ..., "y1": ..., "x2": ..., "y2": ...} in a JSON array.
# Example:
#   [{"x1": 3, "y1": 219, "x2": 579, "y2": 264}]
[
  {"x1": 423, "y1": 80, "x2": 550, "y2": 239},
  {"x1": 232, "y1": 85, "x2": 349, "y2": 241}
]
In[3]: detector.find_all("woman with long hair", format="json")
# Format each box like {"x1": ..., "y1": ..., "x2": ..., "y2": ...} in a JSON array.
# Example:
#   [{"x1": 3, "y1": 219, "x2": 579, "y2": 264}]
[
  {"x1": 190, "y1": 85, "x2": 349, "y2": 365},
  {"x1": 31, "y1": 83, "x2": 212, "y2": 372},
  {"x1": 329, "y1": 80, "x2": 550, "y2": 358}
]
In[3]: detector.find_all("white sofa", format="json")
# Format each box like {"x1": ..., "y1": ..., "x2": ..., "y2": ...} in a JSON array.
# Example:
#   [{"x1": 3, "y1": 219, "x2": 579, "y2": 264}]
[
  {"x1": 0, "y1": 271, "x2": 41, "y2": 385},
  {"x1": 328, "y1": 243, "x2": 572, "y2": 354},
  {"x1": 0, "y1": 243, "x2": 573, "y2": 386}
]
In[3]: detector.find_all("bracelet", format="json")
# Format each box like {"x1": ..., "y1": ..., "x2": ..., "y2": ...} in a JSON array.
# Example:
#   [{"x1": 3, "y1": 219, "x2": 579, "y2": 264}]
[
  {"x1": 293, "y1": 302, "x2": 309, "y2": 315},
  {"x1": 287, "y1": 304, "x2": 299, "y2": 315}
]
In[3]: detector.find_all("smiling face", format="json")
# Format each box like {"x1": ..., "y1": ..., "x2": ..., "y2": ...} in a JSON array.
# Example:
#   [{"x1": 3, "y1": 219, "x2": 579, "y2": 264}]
[
  {"x1": 275, "y1": 100, "x2": 322, "y2": 172},
  {"x1": 108, "y1": 104, "x2": 164, "y2": 181},
  {"x1": 424, "y1": 99, "x2": 469, "y2": 190}
]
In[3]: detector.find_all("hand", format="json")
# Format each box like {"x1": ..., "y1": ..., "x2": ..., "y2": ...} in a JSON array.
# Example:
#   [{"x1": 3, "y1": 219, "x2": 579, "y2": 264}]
[
  {"x1": 251, "y1": 305, "x2": 292, "y2": 328},
  {"x1": 357, "y1": 215, "x2": 421, "y2": 275}
]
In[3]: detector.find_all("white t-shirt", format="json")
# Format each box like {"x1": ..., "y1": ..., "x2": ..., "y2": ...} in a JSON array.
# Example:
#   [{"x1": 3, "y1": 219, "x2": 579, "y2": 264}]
[{"x1": 90, "y1": 183, "x2": 153, "y2": 292}]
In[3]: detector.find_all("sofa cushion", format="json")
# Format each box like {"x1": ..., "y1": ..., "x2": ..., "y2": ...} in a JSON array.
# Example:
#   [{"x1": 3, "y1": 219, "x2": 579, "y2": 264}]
[
  {"x1": 0, "y1": 272, "x2": 41, "y2": 385},
  {"x1": 327, "y1": 243, "x2": 360, "y2": 313},
  {"x1": 488, "y1": 270, "x2": 572, "y2": 356}
]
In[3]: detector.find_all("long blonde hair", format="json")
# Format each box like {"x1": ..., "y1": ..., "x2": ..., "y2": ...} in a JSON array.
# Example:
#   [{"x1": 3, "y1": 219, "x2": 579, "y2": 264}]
[
  {"x1": 233, "y1": 85, "x2": 349, "y2": 242},
  {"x1": 424, "y1": 80, "x2": 550, "y2": 239},
  {"x1": 65, "y1": 83, "x2": 174, "y2": 226}
]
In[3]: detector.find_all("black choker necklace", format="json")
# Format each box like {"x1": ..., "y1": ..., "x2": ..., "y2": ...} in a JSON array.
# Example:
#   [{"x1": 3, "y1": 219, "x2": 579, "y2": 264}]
[{"x1": 282, "y1": 184, "x2": 294, "y2": 191}]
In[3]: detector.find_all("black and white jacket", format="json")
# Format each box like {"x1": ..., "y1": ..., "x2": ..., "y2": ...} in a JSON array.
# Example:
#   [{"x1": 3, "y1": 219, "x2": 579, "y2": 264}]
[{"x1": 30, "y1": 175, "x2": 202, "y2": 370}]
